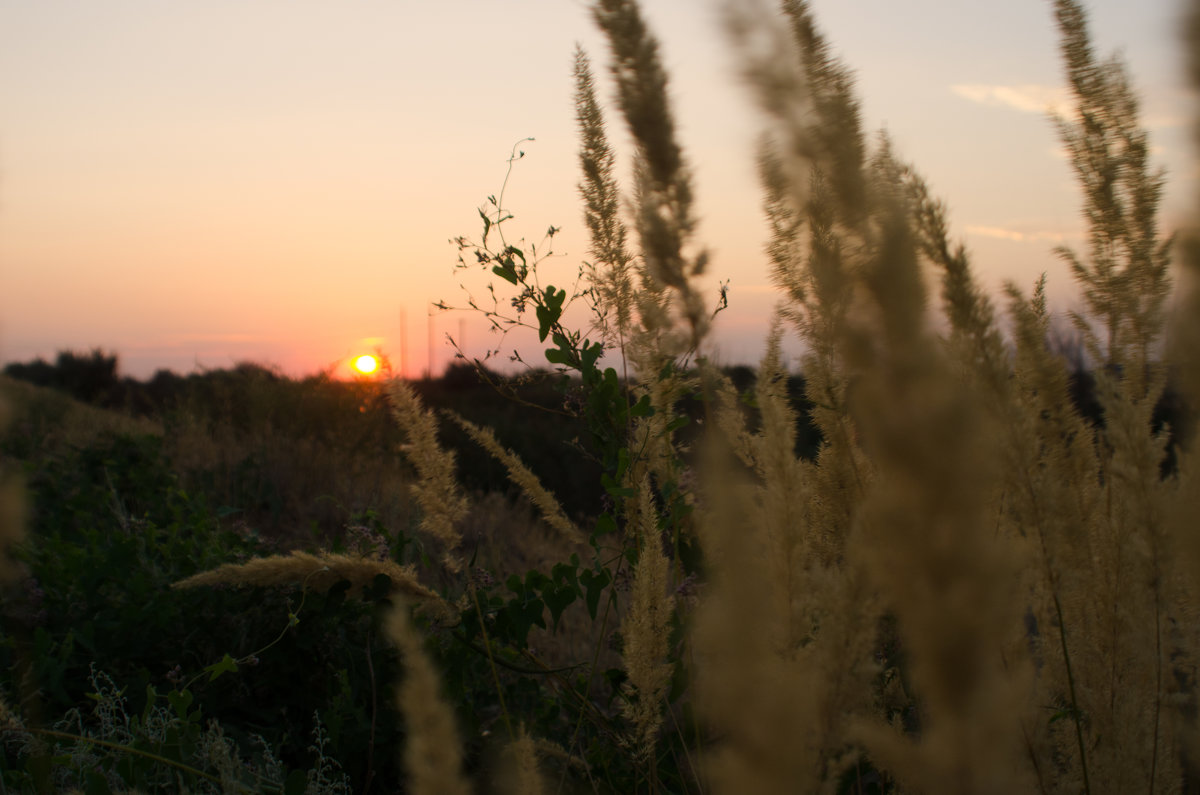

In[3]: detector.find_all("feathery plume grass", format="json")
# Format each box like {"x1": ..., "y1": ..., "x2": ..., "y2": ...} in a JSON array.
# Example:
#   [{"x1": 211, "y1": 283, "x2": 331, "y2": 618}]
[
  {"x1": 906, "y1": 167, "x2": 1011, "y2": 399},
  {"x1": 691, "y1": 433, "x2": 815, "y2": 794},
  {"x1": 842, "y1": 150, "x2": 1031, "y2": 794},
  {"x1": 727, "y1": 0, "x2": 870, "y2": 551},
  {"x1": 388, "y1": 379, "x2": 469, "y2": 568},
  {"x1": 1000, "y1": 279, "x2": 1105, "y2": 789},
  {"x1": 496, "y1": 726, "x2": 547, "y2": 795},
  {"x1": 706, "y1": 333, "x2": 880, "y2": 790},
  {"x1": 1053, "y1": 0, "x2": 1172, "y2": 386},
  {"x1": 575, "y1": 45, "x2": 637, "y2": 347},
  {"x1": 1173, "y1": 0, "x2": 1200, "y2": 596},
  {"x1": 445, "y1": 411, "x2": 580, "y2": 542},
  {"x1": 592, "y1": 0, "x2": 709, "y2": 353},
  {"x1": 383, "y1": 602, "x2": 471, "y2": 795},
  {"x1": 620, "y1": 477, "x2": 675, "y2": 767},
  {"x1": 989, "y1": 5, "x2": 1191, "y2": 790},
  {"x1": 172, "y1": 551, "x2": 439, "y2": 602}
]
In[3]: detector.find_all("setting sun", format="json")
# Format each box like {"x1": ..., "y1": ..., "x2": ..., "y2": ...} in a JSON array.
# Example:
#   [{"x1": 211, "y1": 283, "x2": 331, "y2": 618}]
[{"x1": 353, "y1": 354, "x2": 379, "y2": 375}]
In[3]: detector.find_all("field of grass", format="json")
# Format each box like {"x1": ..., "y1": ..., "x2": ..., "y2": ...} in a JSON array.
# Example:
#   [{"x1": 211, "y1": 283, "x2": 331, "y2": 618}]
[
  {"x1": 0, "y1": 364, "x2": 632, "y2": 791},
  {"x1": 2, "y1": 0, "x2": 1200, "y2": 792}
]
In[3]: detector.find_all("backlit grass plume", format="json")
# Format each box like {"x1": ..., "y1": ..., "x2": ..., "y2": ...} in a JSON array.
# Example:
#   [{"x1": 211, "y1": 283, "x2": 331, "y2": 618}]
[
  {"x1": 592, "y1": 0, "x2": 709, "y2": 354},
  {"x1": 1175, "y1": 0, "x2": 1200, "y2": 599},
  {"x1": 383, "y1": 602, "x2": 471, "y2": 795},
  {"x1": 495, "y1": 726, "x2": 547, "y2": 795},
  {"x1": 574, "y1": 46, "x2": 636, "y2": 348},
  {"x1": 1053, "y1": 0, "x2": 1172, "y2": 385},
  {"x1": 844, "y1": 147, "x2": 1031, "y2": 794},
  {"x1": 387, "y1": 379, "x2": 469, "y2": 569},
  {"x1": 172, "y1": 550, "x2": 439, "y2": 603},
  {"x1": 445, "y1": 411, "x2": 579, "y2": 542},
  {"x1": 620, "y1": 477, "x2": 675, "y2": 767}
]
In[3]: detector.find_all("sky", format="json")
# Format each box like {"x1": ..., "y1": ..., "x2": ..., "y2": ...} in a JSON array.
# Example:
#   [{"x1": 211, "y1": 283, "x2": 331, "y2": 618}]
[{"x1": 0, "y1": 0, "x2": 1194, "y2": 379}]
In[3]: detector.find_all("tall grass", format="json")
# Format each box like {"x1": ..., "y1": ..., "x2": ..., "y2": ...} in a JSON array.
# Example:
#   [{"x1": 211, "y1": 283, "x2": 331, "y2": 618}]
[
  {"x1": 432, "y1": 0, "x2": 1194, "y2": 790},
  {"x1": 4, "y1": 0, "x2": 1197, "y2": 791},
  {"x1": 226, "y1": 0, "x2": 1195, "y2": 790}
]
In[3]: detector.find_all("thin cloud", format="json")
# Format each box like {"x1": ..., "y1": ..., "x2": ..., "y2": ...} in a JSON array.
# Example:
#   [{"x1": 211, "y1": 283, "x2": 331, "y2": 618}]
[
  {"x1": 954, "y1": 85, "x2": 1187, "y2": 132},
  {"x1": 951, "y1": 84, "x2": 1071, "y2": 116},
  {"x1": 174, "y1": 333, "x2": 268, "y2": 344},
  {"x1": 965, "y1": 225, "x2": 1070, "y2": 244}
]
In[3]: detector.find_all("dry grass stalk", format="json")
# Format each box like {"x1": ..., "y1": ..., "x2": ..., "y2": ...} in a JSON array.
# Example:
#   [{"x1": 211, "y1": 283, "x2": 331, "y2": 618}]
[
  {"x1": 1174, "y1": 0, "x2": 1200, "y2": 621},
  {"x1": 172, "y1": 550, "x2": 439, "y2": 603},
  {"x1": 843, "y1": 150, "x2": 1032, "y2": 794},
  {"x1": 444, "y1": 411, "x2": 580, "y2": 542},
  {"x1": 496, "y1": 726, "x2": 547, "y2": 795},
  {"x1": 1052, "y1": 0, "x2": 1172, "y2": 388},
  {"x1": 387, "y1": 379, "x2": 469, "y2": 569},
  {"x1": 383, "y1": 602, "x2": 471, "y2": 795},
  {"x1": 704, "y1": 340, "x2": 881, "y2": 792},
  {"x1": 370, "y1": 0, "x2": 1192, "y2": 790},
  {"x1": 692, "y1": 428, "x2": 825, "y2": 795},
  {"x1": 592, "y1": 0, "x2": 709, "y2": 357},
  {"x1": 620, "y1": 477, "x2": 675, "y2": 766},
  {"x1": 574, "y1": 46, "x2": 637, "y2": 349}
]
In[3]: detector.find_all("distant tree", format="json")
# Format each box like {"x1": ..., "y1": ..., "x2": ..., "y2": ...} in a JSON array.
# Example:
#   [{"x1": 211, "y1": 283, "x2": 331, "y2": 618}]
[
  {"x1": 52, "y1": 349, "x2": 120, "y2": 404},
  {"x1": 441, "y1": 361, "x2": 494, "y2": 389},
  {"x1": 3, "y1": 357, "x2": 55, "y2": 388},
  {"x1": 4, "y1": 348, "x2": 120, "y2": 405},
  {"x1": 145, "y1": 368, "x2": 185, "y2": 406}
]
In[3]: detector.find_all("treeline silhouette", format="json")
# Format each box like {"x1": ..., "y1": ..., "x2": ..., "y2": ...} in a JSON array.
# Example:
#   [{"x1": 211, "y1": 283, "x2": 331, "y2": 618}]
[
  {"x1": 6, "y1": 346, "x2": 1190, "y2": 469},
  {"x1": 4, "y1": 351, "x2": 617, "y2": 519}
]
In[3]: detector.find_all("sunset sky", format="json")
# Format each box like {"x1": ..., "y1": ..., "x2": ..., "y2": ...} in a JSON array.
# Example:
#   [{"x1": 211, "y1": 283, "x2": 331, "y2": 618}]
[{"x1": 1, "y1": 0, "x2": 1193, "y2": 379}]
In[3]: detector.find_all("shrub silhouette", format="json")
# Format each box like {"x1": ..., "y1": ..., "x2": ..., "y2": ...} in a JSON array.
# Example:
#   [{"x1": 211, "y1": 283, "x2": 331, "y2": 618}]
[{"x1": 4, "y1": 348, "x2": 119, "y2": 405}]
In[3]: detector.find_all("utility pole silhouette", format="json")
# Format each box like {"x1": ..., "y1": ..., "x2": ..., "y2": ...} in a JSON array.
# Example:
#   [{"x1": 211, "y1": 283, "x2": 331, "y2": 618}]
[
  {"x1": 399, "y1": 307, "x2": 409, "y2": 379},
  {"x1": 427, "y1": 312, "x2": 434, "y2": 380}
]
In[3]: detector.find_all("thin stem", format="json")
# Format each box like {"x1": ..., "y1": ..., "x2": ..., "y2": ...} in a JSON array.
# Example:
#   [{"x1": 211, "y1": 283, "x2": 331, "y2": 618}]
[
  {"x1": 182, "y1": 569, "x2": 316, "y2": 695},
  {"x1": 495, "y1": 137, "x2": 536, "y2": 250},
  {"x1": 1053, "y1": 592, "x2": 1092, "y2": 795},
  {"x1": 450, "y1": 631, "x2": 584, "y2": 676},
  {"x1": 364, "y1": 630, "x2": 378, "y2": 795},
  {"x1": 1002, "y1": 646, "x2": 1051, "y2": 795},
  {"x1": 1149, "y1": 575, "x2": 1162, "y2": 795},
  {"x1": 30, "y1": 728, "x2": 227, "y2": 788},
  {"x1": 558, "y1": 556, "x2": 625, "y2": 793},
  {"x1": 468, "y1": 581, "x2": 515, "y2": 740}
]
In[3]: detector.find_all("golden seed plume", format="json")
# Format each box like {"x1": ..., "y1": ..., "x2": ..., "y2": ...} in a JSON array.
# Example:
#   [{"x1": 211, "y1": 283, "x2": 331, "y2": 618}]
[
  {"x1": 172, "y1": 550, "x2": 439, "y2": 602},
  {"x1": 387, "y1": 379, "x2": 469, "y2": 569},
  {"x1": 445, "y1": 411, "x2": 580, "y2": 542},
  {"x1": 620, "y1": 477, "x2": 675, "y2": 764},
  {"x1": 574, "y1": 45, "x2": 636, "y2": 347},
  {"x1": 593, "y1": 0, "x2": 709, "y2": 352},
  {"x1": 384, "y1": 602, "x2": 471, "y2": 795},
  {"x1": 496, "y1": 726, "x2": 547, "y2": 795}
]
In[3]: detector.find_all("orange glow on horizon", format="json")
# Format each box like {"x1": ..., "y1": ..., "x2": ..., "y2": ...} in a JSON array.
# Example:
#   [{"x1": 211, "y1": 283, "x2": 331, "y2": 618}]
[{"x1": 353, "y1": 354, "x2": 379, "y2": 375}]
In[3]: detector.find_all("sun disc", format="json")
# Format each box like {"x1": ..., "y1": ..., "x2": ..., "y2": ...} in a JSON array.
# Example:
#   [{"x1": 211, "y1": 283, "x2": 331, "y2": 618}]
[{"x1": 353, "y1": 354, "x2": 379, "y2": 375}]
